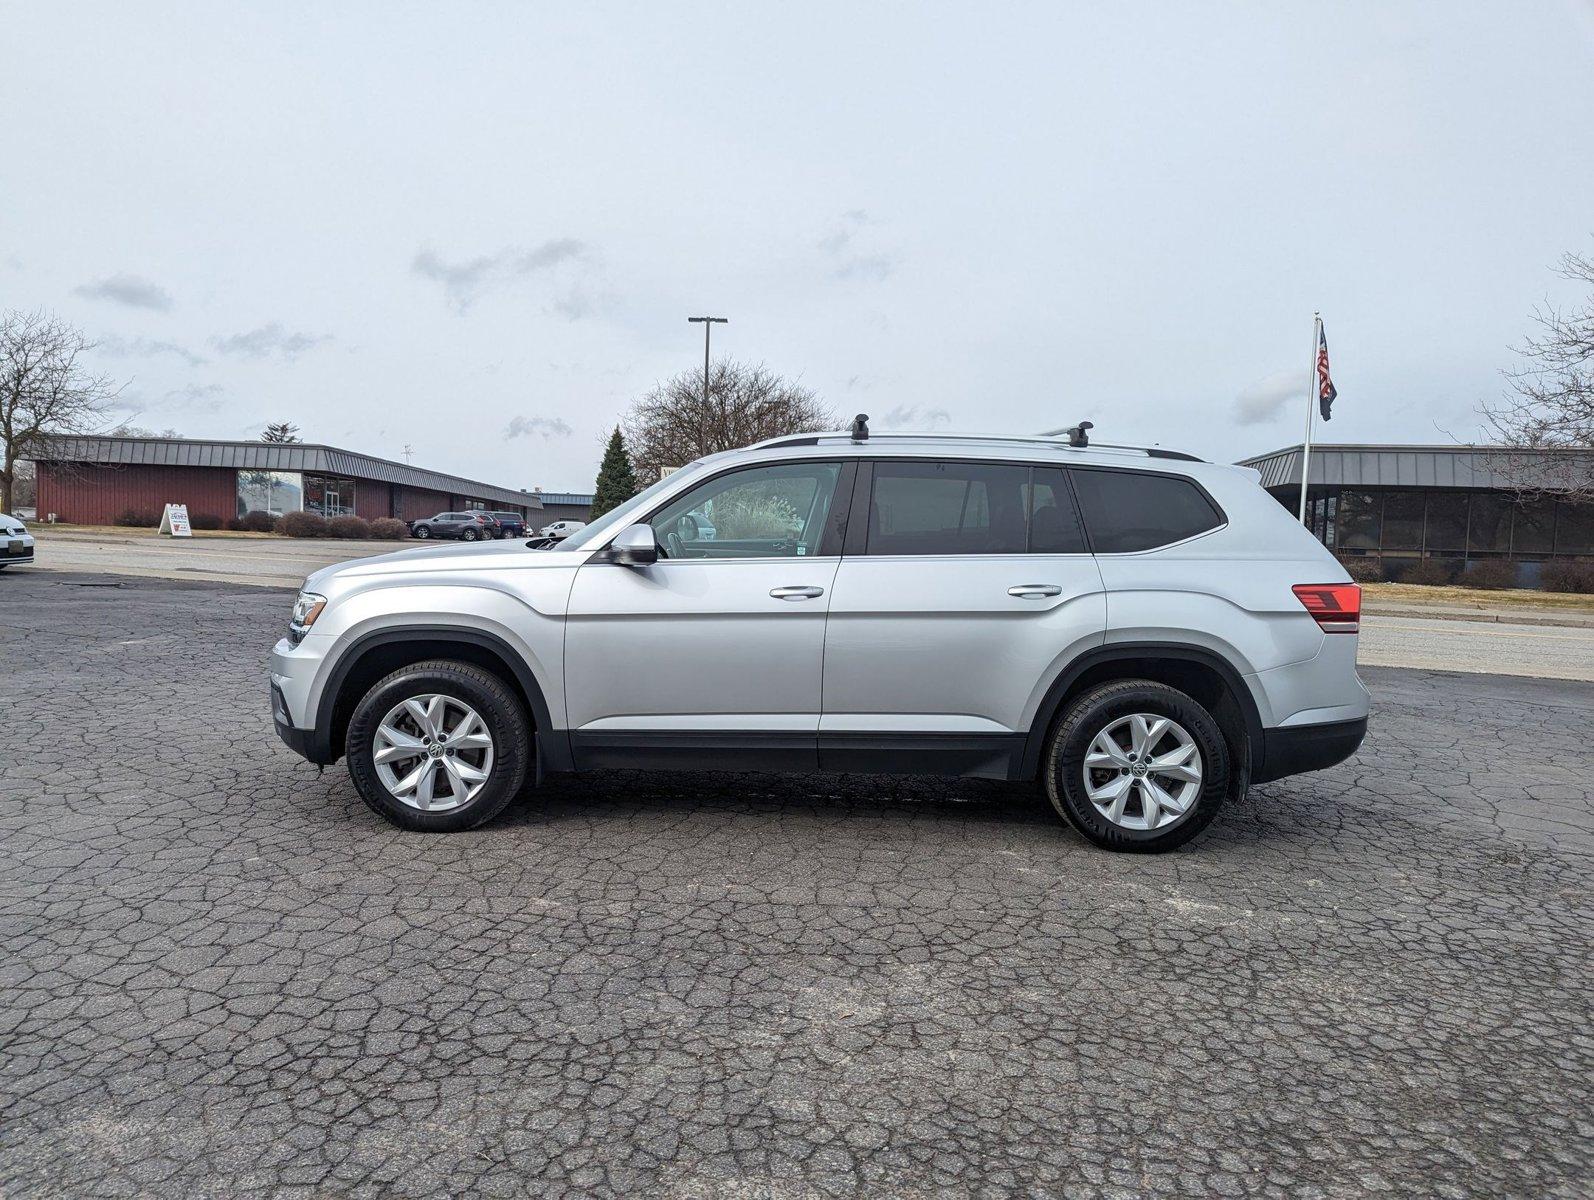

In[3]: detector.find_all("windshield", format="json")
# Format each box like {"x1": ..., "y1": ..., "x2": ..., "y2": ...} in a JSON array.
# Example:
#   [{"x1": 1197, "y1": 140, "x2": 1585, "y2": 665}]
[{"x1": 558, "y1": 466, "x2": 700, "y2": 551}]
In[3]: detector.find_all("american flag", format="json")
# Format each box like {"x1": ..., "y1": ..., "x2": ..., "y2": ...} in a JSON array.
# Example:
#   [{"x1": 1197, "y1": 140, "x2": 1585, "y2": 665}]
[{"x1": 1316, "y1": 322, "x2": 1338, "y2": 421}]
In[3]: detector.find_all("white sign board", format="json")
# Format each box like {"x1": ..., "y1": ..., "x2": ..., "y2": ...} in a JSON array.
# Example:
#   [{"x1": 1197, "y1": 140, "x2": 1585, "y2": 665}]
[{"x1": 158, "y1": 503, "x2": 192, "y2": 537}]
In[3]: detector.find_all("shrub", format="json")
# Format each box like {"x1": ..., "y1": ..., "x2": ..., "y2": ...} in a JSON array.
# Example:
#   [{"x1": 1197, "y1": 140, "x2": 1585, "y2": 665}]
[
  {"x1": 327, "y1": 515, "x2": 371, "y2": 539},
  {"x1": 1337, "y1": 557, "x2": 1383, "y2": 584},
  {"x1": 1460, "y1": 560, "x2": 1517, "y2": 590},
  {"x1": 368, "y1": 517, "x2": 409, "y2": 540},
  {"x1": 113, "y1": 507, "x2": 159, "y2": 527},
  {"x1": 239, "y1": 509, "x2": 277, "y2": 533},
  {"x1": 189, "y1": 512, "x2": 224, "y2": 531},
  {"x1": 279, "y1": 511, "x2": 330, "y2": 538},
  {"x1": 1402, "y1": 558, "x2": 1454, "y2": 587},
  {"x1": 1539, "y1": 559, "x2": 1594, "y2": 594}
]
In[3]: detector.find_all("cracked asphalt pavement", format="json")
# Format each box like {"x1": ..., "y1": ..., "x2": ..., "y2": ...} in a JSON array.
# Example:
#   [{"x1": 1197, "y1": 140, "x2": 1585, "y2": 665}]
[{"x1": 2, "y1": 571, "x2": 1590, "y2": 1198}]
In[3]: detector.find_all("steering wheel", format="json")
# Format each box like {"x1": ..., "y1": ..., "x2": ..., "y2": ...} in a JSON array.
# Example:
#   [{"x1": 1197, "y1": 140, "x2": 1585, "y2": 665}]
[{"x1": 665, "y1": 530, "x2": 685, "y2": 558}]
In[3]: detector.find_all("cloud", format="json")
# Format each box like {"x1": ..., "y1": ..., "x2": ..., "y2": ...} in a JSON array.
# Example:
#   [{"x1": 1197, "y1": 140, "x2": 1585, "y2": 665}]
[
  {"x1": 157, "y1": 383, "x2": 226, "y2": 413},
  {"x1": 882, "y1": 404, "x2": 952, "y2": 430},
  {"x1": 1234, "y1": 369, "x2": 1303, "y2": 425},
  {"x1": 819, "y1": 211, "x2": 899, "y2": 282},
  {"x1": 74, "y1": 273, "x2": 175, "y2": 311},
  {"x1": 97, "y1": 334, "x2": 207, "y2": 367},
  {"x1": 412, "y1": 239, "x2": 592, "y2": 311},
  {"x1": 209, "y1": 323, "x2": 332, "y2": 361},
  {"x1": 504, "y1": 415, "x2": 573, "y2": 440}
]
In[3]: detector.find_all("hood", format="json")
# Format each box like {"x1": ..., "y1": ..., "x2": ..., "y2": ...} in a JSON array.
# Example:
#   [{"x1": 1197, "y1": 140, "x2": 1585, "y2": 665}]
[{"x1": 305, "y1": 539, "x2": 588, "y2": 591}]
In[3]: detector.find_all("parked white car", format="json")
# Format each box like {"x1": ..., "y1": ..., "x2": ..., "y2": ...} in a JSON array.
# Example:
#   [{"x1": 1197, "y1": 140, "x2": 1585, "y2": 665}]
[
  {"x1": 270, "y1": 423, "x2": 1369, "y2": 850},
  {"x1": 0, "y1": 514, "x2": 35, "y2": 569},
  {"x1": 538, "y1": 519, "x2": 587, "y2": 540}
]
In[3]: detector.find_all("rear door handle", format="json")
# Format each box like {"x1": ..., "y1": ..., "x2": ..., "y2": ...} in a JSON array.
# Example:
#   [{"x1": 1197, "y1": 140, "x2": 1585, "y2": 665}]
[
  {"x1": 1008, "y1": 584, "x2": 1062, "y2": 598},
  {"x1": 770, "y1": 586, "x2": 825, "y2": 601}
]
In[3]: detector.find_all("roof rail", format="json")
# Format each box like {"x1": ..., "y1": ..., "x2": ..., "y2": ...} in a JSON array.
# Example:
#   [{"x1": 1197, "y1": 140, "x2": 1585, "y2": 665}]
[{"x1": 750, "y1": 430, "x2": 1203, "y2": 462}]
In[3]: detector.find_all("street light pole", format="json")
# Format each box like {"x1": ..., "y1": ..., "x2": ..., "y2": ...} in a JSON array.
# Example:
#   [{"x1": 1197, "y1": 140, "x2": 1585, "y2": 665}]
[{"x1": 688, "y1": 316, "x2": 728, "y2": 406}]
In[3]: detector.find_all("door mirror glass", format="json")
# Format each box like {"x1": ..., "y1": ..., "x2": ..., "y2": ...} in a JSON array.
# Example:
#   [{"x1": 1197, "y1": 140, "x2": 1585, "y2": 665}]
[{"x1": 611, "y1": 524, "x2": 659, "y2": 565}]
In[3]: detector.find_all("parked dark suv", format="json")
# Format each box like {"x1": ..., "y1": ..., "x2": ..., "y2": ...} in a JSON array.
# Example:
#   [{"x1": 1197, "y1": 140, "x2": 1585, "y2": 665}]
[
  {"x1": 485, "y1": 511, "x2": 529, "y2": 538},
  {"x1": 408, "y1": 512, "x2": 496, "y2": 541}
]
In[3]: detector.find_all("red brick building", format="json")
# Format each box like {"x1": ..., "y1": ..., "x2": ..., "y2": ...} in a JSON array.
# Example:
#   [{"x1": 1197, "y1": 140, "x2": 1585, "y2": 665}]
[{"x1": 33, "y1": 435, "x2": 544, "y2": 527}]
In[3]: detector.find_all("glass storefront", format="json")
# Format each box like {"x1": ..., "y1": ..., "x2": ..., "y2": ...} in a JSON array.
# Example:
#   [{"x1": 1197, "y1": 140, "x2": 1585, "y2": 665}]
[
  {"x1": 1316, "y1": 489, "x2": 1591, "y2": 559},
  {"x1": 305, "y1": 475, "x2": 358, "y2": 517},
  {"x1": 237, "y1": 470, "x2": 303, "y2": 517}
]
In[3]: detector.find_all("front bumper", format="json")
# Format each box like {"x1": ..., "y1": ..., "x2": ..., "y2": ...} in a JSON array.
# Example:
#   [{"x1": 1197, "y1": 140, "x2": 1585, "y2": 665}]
[
  {"x1": 1254, "y1": 717, "x2": 1368, "y2": 784},
  {"x1": 3, "y1": 535, "x2": 35, "y2": 564},
  {"x1": 271, "y1": 635, "x2": 338, "y2": 764}
]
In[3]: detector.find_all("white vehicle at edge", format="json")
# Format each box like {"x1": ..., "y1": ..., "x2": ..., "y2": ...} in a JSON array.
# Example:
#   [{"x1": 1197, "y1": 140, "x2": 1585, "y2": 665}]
[
  {"x1": 538, "y1": 519, "x2": 586, "y2": 539},
  {"x1": 0, "y1": 513, "x2": 35, "y2": 569},
  {"x1": 269, "y1": 422, "x2": 1370, "y2": 851}
]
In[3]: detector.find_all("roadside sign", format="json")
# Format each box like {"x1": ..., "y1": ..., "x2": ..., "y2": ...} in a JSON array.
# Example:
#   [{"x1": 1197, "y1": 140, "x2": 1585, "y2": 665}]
[{"x1": 158, "y1": 503, "x2": 193, "y2": 537}]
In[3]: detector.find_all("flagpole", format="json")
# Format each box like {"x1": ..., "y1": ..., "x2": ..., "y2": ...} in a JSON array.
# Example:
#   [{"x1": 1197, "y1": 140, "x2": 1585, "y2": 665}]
[{"x1": 1297, "y1": 311, "x2": 1322, "y2": 525}]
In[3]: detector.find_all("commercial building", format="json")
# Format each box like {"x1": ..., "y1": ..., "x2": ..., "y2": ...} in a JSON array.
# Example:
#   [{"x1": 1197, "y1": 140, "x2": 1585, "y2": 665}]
[
  {"x1": 532, "y1": 491, "x2": 594, "y2": 527},
  {"x1": 32, "y1": 435, "x2": 546, "y2": 526},
  {"x1": 1239, "y1": 443, "x2": 1593, "y2": 584}
]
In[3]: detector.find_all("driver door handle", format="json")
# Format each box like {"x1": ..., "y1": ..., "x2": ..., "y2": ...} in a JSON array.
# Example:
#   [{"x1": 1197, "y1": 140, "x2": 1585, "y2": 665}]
[
  {"x1": 770, "y1": 586, "x2": 825, "y2": 601},
  {"x1": 1008, "y1": 584, "x2": 1063, "y2": 598}
]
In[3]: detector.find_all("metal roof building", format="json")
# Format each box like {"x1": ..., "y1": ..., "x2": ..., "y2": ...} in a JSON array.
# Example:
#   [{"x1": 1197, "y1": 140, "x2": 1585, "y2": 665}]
[
  {"x1": 32, "y1": 435, "x2": 545, "y2": 526},
  {"x1": 1236, "y1": 443, "x2": 1593, "y2": 583}
]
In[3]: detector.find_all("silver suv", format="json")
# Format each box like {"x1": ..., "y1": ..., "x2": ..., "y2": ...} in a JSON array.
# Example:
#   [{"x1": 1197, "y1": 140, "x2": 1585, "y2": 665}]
[{"x1": 270, "y1": 425, "x2": 1369, "y2": 851}]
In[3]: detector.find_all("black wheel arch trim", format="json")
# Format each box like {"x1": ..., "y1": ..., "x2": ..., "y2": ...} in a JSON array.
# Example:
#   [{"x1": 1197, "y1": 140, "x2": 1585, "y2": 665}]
[
  {"x1": 1020, "y1": 642, "x2": 1266, "y2": 783},
  {"x1": 304, "y1": 625, "x2": 569, "y2": 772}
]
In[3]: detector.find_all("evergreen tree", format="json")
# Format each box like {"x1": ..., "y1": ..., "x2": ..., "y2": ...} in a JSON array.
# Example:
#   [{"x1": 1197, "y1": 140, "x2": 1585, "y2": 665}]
[{"x1": 589, "y1": 427, "x2": 639, "y2": 520}]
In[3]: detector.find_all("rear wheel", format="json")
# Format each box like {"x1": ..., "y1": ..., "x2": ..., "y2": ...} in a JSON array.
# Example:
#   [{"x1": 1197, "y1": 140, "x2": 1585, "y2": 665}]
[
  {"x1": 1042, "y1": 680, "x2": 1230, "y2": 852},
  {"x1": 461, "y1": 528, "x2": 477, "y2": 542},
  {"x1": 345, "y1": 660, "x2": 531, "y2": 832}
]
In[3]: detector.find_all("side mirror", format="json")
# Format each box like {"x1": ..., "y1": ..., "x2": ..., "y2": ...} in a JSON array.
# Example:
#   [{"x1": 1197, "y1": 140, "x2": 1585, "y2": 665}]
[{"x1": 610, "y1": 523, "x2": 658, "y2": 566}]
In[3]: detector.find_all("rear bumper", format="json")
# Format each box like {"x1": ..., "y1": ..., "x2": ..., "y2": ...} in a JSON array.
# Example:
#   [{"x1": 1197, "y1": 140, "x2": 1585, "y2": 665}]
[{"x1": 1254, "y1": 717, "x2": 1367, "y2": 784}]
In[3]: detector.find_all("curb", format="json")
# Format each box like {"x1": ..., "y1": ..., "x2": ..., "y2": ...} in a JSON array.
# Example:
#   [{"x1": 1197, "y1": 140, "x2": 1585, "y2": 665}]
[{"x1": 1364, "y1": 605, "x2": 1594, "y2": 630}]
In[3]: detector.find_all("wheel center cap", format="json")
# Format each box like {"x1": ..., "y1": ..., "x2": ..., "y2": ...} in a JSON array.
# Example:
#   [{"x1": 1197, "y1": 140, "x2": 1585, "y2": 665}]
[
  {"x1": 428, "y1": 743, "x2": 444, "y2": 758},
  {"x1": 1131, "y1": 762, "x2": 1148, "y2": 776}
]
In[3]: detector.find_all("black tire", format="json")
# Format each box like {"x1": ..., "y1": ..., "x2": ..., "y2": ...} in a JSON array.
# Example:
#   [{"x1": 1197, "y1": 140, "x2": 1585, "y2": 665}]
[
  {"x1": 345, "y1": 659, "x2": 532, "y2": 832},
  {"x1": 1042, "y1": 679, "x2": 1230, "y2": 852},
  {"x1": 461, "y1": 528, "x2": 477, "y2": 542},
  {"x1": 413, "y1": 525, "x2": 431, "y2": 539}
]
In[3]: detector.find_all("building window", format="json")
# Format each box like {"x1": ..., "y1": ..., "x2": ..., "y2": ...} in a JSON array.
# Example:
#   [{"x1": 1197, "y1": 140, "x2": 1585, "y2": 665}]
[
  {"x1": 1425, "y1": 493, "x2": 1468, "y2": 553},
  {"x1": 1558, "y1": 499, "x2": 1594, "y2": 556},
  {"x1": 1381, "y1": 492, "x2": 1424, "y2": 550},
  {"x1": 237, "y1": 470, "x2": 303, "y2": 517},
  {"x1": 1467, "y1": 494, "x2": 1513, "y2": 554},
  {"x1": 305, "y1": 475, "x2": 358, "y2": 517},
  {"x1": 1336, "y1": 490, "x2": 1381, "y2": 550},
  {"x1": 1514, "y1": 497, "x2": 1557, "y2": 555}
]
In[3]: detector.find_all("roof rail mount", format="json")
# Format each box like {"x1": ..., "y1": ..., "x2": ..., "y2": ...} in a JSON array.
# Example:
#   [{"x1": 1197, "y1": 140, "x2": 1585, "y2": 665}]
[
  {"x1": 850, "y1": 414, "x2": 869, "y2": 442},
  {"x1": 1067, "y1": 421, "x2": 1093, "y2": 448}
]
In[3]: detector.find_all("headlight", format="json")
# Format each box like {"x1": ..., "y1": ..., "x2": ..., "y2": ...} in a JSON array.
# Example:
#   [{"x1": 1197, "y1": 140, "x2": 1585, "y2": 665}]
[{"x1": 290, "y1": 591, "x2": 327, "y2": 631}]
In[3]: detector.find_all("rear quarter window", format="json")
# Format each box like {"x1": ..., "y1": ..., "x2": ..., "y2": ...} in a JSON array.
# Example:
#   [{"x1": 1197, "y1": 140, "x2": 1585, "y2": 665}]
[{"x1": 1071, "y1": 468, "x2": 1224, "y2": 553}]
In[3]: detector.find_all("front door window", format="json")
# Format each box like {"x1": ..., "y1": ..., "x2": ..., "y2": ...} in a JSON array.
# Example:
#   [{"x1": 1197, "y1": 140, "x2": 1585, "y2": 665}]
[{"x1": 647, "y1": 462, "x2": 843, "y2": 559}]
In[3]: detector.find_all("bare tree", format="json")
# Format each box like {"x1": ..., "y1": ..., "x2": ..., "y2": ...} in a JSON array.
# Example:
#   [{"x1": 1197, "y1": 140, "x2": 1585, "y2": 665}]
[
  {"x1": 0, "y1": 310, "x2": 121, "y2": 513},
  {"x1": 622, "y1": 359, "x2": 835, "y2": 482},
  {"x1": 1482, "y1": 248, "x2": 1594, "y2": 501}
]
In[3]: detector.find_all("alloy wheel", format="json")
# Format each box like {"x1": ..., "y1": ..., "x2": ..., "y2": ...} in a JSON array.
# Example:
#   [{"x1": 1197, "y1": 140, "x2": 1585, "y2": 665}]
[
  {"x1": 372, "y1": 693, "x2": 495, "y2": 812},
  {"x1": 1082, "y1": 713, "x2": 1203, "y2": 832}
]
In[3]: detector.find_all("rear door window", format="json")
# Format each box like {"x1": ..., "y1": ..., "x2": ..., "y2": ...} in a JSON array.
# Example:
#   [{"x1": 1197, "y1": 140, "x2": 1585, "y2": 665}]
[
  {"x1": 861, "y1": 461, "x2": 1088, "y2": 555},
  {"x1": 1070, "y1": 468, "x2": 1224, "y2": 553}
]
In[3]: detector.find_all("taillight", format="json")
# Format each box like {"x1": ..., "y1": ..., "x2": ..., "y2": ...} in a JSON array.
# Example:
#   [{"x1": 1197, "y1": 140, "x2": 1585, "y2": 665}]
[{"x1": 1293, "y1": 583, "x2": 1361, "y2": 633}]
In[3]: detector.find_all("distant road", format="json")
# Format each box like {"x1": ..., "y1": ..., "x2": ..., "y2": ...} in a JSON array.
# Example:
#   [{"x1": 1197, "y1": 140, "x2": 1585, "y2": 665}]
[
  {"x1": 1357, "y1": 614, "x2": 1594, "y2": 682},
  {"x1": 28, "y1": 529, "x2": 399, "y2": 588},
  {"x1": 18, "y1": 531, "x2": 1594, "y2": 681}
]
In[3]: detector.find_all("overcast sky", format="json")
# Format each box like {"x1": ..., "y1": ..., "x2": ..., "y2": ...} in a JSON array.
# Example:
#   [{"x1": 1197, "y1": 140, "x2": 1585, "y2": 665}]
[{"x1": 5, "y1": 1, "x2": 1593, "y2": 491}]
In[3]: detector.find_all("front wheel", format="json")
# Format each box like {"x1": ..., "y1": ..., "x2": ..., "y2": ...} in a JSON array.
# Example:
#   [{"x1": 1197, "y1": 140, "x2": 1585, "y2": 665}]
[
  {"x1": 413, "y1": 525, "x2": 431, "y2": 539},
  {"x1": 1042, "y1": 680, "x2": 1230, "y2": 852},
  {"x1": 345, "y1": 660, "x2": 532, "y2": 832}
]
